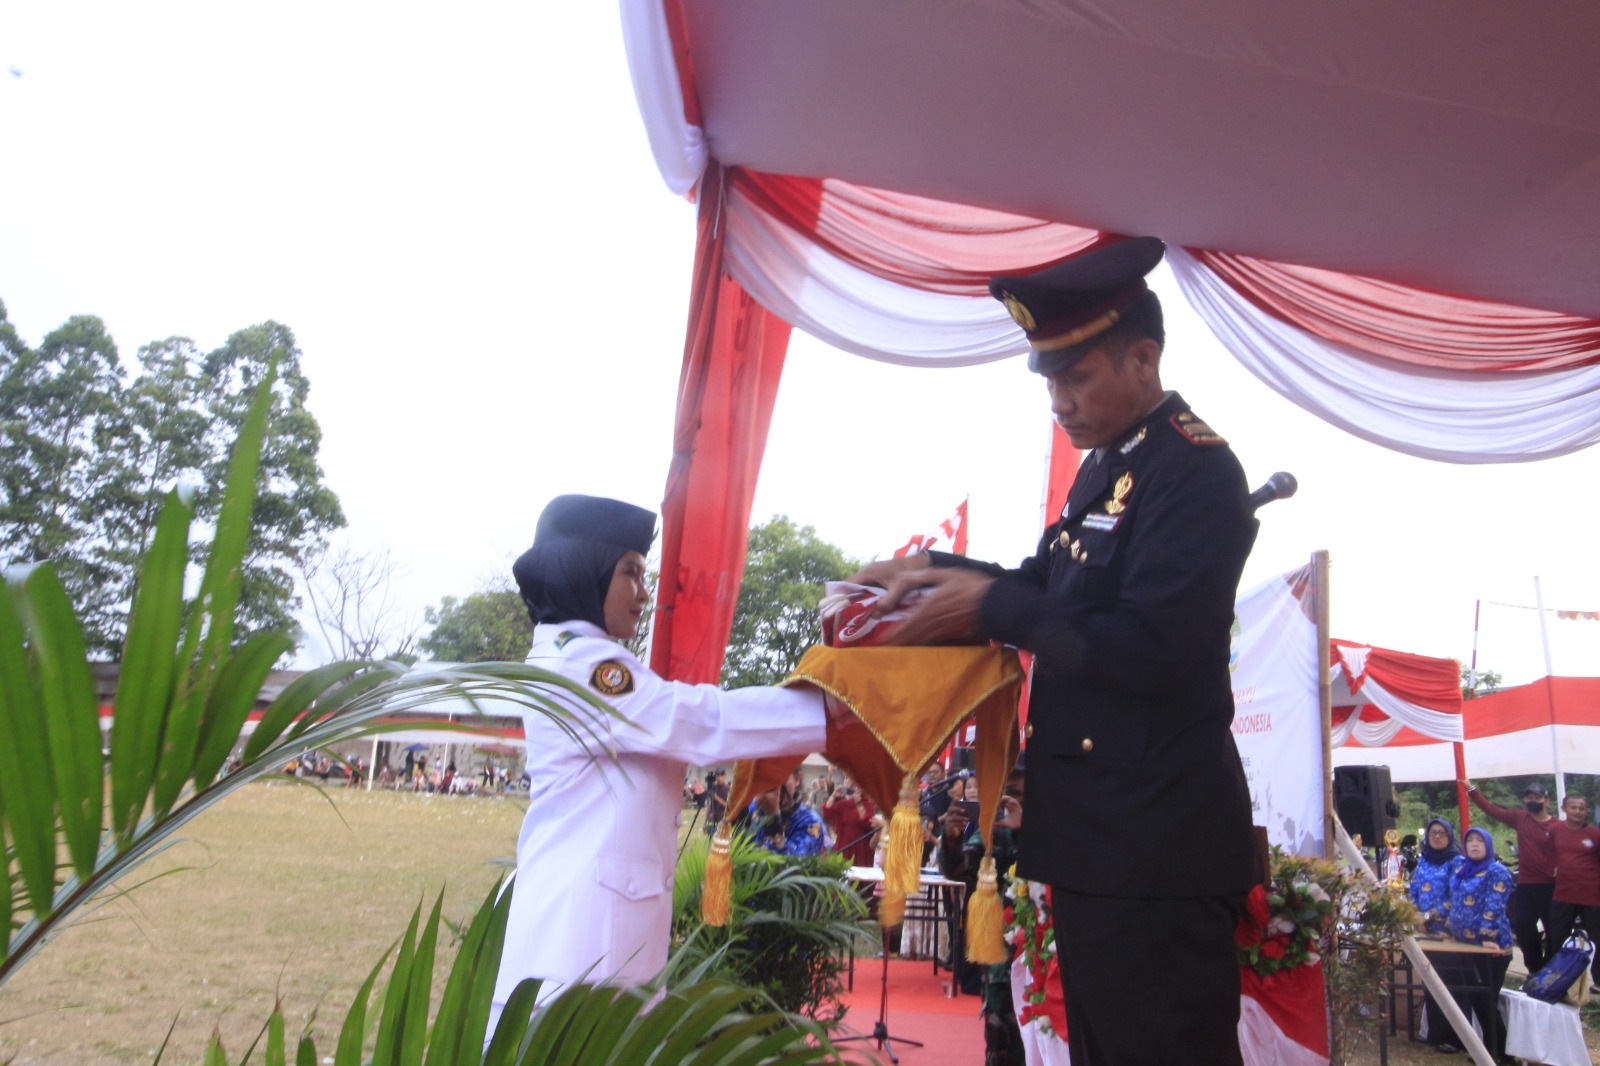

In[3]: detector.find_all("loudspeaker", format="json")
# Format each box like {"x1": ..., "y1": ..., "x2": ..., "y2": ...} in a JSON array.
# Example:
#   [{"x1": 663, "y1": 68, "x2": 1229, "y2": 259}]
[{"x1": 1334, "y1": 764, "x2": 1399, "y2": 844}]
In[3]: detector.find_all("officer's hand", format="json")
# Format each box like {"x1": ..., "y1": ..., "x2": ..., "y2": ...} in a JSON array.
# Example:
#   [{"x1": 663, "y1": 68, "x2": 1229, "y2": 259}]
[
  {"x1": 881, "y1": 568, "x2": 993, "y2": 645},
  {"x1": 848, "y1": 554, "x2": 931, "y2": 595},
  {"x1": 942, "y1": 810, "x2": 969, "y2": 839}
]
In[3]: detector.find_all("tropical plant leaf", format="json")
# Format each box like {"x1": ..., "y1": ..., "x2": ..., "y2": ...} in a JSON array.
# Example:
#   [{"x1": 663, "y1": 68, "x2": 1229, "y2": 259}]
[
  {"x1": 370, "y1": 901, "x2": 423, "y2": 1066},
  {"x1": 191, "y1": 630, "x2": 294, "y2": 790},
  {"x1": 108, "y1": 488, "x2": 191, "y2": 843},
  {"x1": 0, "y1": 581, "x2": 58, "y2": 922},
  {"x1": 14, "y1": 566, "x2": 104, "y2": 881}
]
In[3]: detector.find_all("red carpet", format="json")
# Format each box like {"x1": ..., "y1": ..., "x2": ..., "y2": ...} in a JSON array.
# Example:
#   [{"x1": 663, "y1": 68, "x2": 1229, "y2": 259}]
[{"x1": 836, "y1": 957, "x2": 986, "y2": 1064}]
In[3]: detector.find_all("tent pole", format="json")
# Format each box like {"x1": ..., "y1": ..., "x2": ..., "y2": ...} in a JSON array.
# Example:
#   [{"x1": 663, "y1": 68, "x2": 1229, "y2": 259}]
[
  {"x1": 1458, "y1": 598, "x2": 1480, "y2": 830},
  {"x1": 1533, "y1": 577, "x2": 1565, "y2": 807},
  {"x1": 368, "y1": 734, "x2": 378, "y2": 793},
  {"x1": 1315, "y1": 550, "x2": 1334, "y2": 860}
]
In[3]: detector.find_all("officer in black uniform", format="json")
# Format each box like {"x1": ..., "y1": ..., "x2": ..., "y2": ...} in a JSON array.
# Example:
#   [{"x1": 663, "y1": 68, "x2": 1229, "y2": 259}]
[{"x1": 854, "y1": 237, "x2": 1258, "y2": 1066}]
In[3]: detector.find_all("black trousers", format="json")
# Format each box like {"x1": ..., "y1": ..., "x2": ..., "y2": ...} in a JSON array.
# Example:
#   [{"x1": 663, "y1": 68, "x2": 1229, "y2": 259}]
[
  {"x1": 1510, "y1": 882, "x2": 1555, "y2": 973},
  {"x1": 1053, "y1": 890, "x2": 1245, "y2": 1066},
  {"x1": 1547, "y1": 900, "x2": 1600, "y2": 978}
]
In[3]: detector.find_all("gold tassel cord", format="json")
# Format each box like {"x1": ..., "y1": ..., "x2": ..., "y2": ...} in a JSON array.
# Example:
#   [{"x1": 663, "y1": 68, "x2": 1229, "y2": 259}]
[
  {"x1": 965, "y1": 855, "x2": 1007, "y2": 964},
  {"x1": 880, "y1": 887, "x2": 907, "y2": 929},
  {"x1": 883, "y1": 772, "x2": 924, "y2": 901},
  {"x1": 702, "y1": 821, "x2": 733, "y2": 926}
]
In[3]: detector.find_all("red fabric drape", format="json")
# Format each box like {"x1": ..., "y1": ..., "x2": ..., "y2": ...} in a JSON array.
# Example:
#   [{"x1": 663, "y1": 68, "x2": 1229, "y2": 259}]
[
  {"x1": 651, "y1": 164, "x2": 798, "y2": 684},
  {"x1": 1193, "y1": 249, "x2": 1600, "y2": 372},
  {"x1": 731, "y1": 170, "x2": 1105, "y2": 295}
]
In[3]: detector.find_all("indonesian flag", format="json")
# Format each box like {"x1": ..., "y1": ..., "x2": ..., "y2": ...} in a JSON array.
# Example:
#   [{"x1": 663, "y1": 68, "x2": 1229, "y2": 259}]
[{"x1": 892, "y1": 498, "x2": 968, "y2": 558}]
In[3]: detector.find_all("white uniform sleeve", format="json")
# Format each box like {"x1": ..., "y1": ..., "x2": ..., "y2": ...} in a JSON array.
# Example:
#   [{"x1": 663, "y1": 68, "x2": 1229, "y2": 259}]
[{"x1": 571, "y1": 640, "x2": 826, "y2": 765}]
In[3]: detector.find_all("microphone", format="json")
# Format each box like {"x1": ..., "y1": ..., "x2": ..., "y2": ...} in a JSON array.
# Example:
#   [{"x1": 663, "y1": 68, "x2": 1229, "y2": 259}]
[{"x1": 1247, "y1": 471, "x2": 1298, "y2": 513}]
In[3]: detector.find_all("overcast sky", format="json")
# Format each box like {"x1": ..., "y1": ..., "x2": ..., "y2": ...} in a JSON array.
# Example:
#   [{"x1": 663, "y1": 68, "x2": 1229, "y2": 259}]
[{"x1": 4, "y1": 2, "x2": 1598, "y2": 687}]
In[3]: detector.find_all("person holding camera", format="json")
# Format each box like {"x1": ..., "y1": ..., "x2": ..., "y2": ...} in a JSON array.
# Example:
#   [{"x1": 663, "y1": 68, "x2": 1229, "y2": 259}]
[{"x1": 822, "y1": 777, "x2": 876, "y2": 866}]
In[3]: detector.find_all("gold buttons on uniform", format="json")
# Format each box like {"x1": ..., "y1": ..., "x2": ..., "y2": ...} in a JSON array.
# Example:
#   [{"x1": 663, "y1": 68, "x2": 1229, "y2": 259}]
[
  {"x1": 1080, "y1": 738, "x2": 1094, "y2": 752},
  {"x1": 1025, "y1": 723, "x2": 1034, "y2": 738}
]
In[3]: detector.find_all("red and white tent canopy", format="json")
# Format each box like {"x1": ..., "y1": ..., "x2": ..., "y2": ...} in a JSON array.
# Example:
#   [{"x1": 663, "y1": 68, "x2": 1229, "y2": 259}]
[
  {"x1": 1327, "y1": 638, "x2": 1463, "y2": 749},
  {"x1": 1335, "y1": 676, "x2": 1600, "y2": 782},
  {"x1": 620, "y1": 0, "x2": 1600, "y2": 683}
]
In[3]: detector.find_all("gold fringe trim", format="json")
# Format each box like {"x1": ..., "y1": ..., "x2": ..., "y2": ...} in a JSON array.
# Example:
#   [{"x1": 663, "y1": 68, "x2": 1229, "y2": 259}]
[
  {"x1": 879, "y1": 888, "x2": 907, "y2": 929},
  {"x1": 965, "y1": 855, "x2": 1007, "y2": 964},
  {"x1": 702, "y1": 821, "x2": 733, "y2": 927},
  {"x1": 884, "y1": 773, "x2": 923, "y2": 900}
]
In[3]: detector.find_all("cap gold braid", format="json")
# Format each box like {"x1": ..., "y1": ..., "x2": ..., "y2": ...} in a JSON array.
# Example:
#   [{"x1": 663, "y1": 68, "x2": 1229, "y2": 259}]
[{"x1": 1029, "y1": 308, "x2": 1120, "y2": 352}]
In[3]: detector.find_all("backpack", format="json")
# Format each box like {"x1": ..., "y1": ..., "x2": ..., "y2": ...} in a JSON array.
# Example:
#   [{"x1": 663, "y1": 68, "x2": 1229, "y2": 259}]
[{"x1": 1523, "y1": 930, "x2": 1594, "y2": 1005}]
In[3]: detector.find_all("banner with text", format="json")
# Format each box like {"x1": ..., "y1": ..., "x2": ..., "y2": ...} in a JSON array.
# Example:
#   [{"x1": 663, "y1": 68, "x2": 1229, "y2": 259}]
[{"x1": 1232, "y1": 565, "x2": 1325, "y2": 857}]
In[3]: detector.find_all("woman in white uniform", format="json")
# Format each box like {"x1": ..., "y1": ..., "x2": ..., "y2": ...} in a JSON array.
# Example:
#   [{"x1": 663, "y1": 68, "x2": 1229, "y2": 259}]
[{"x1": 489, "y1": 495, "x2": 828, "y2": 1023}]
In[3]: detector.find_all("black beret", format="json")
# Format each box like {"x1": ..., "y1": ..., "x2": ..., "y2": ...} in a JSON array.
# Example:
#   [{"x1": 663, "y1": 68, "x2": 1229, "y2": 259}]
[
  {"x1": 534, "y1": 494, "x2": 656, "y2": 555},
  {"x1": 990, "y1": 236, "x2": 1165, "y2": 375}
]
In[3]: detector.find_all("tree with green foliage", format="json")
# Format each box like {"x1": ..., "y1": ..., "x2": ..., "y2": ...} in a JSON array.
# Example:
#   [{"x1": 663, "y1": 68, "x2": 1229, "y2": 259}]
[
  {"x1": 721, "y1": 517, "x2": 858, "y2": 688},
  {"x1": 1459, "y1": 664, "x2": 1502, "y2": 699},
  {"x1": 0, "y1": 305, "x2": 344, "y2": 656},
  {"x1": 421, "y1": 589, "x2": 534, "y2": 663}
]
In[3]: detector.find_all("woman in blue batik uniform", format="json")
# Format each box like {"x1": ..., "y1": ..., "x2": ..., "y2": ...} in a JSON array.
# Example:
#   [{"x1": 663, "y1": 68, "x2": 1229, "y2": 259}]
[
  {"x1": 1448, "y1": 827, "x2": 1515, "y2": 949},
  {"x1": 1417, "y1": 826, "x2": 1515, "y2": 1054},
  {"x1": 1409, "y1": 818, "x2": 1462, "y2": 931}
]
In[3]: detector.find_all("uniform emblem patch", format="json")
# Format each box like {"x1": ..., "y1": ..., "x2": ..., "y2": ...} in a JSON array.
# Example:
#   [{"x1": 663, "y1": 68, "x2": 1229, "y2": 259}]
[
  {"x1": 1104, "y1": 472, "x2": 1134, "y2": 515},
  {"x1": 555, "y1": 631, "x2": 578, "y2": 650},
  {"x1": 1172, "y1": 413, "x2": 1227, "y2": 445},
  {"x1": 1118, "y1": 427, "x2": 1147, "y2": 455},
  {"x1": 590, "y1": 660, "x2": 635, "y2": 696}
]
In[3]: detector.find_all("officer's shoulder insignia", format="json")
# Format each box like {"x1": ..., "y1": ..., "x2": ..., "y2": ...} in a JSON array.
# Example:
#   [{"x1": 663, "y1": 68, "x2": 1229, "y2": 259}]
[
  {"x1": 1171, "y1": 412, "x2": 1227, "y2": 445},
  {"x1": 555, "y1": 631, "x2": 579, "y2": 650},
  {"x1": 589, "y1": 659, "x2": 635, "y2": 696}
]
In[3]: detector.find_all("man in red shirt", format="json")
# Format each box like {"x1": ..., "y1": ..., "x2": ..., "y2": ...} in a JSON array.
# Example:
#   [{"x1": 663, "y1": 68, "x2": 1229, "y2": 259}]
[
  {"x1": 1464, "y1": 779, "x2": 1559, "y2": 970},
  {"x1": 1548, "y1": 793, "x2": 1600, "y2": 979},
  {"x1": 821, "y1": 778, "x2": 877, "y2": 867}
]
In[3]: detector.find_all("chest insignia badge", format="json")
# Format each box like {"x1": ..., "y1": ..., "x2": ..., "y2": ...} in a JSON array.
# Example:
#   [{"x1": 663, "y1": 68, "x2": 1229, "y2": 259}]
[
  {"x1": 1081, "y1": 512, "x2": 1121, "y2": 533},
  {"x1": 555, "y1": 631, "x2": 578, "y2": 650},
  {"x1": 590, "y1": 659, "x2": 636, "y2": 696},
  {"x1": 1104, "y1": 472, "x2": 1134, "y2": 515},
  {"x1": 1070, "y1": 539, "x2": 1087, "y2": 562},
  {"x1": 1118, "y1": 426, "x2": 1147, "y2": 456}
]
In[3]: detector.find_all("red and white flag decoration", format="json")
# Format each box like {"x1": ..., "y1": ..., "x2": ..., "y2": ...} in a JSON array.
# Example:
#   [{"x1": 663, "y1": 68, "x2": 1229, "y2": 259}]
[
  {"x1": 892, "y1": 498, "x2": 968, "y2": 558},
  {"x1": 1556, "y1": 609, "x2": 1600, "y2": 621}
]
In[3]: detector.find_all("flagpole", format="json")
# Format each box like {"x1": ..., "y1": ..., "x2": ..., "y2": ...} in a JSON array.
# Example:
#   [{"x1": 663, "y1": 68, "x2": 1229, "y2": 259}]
[
  {"x1": 1456, "y1": 600, "x2": 1479, "y2": 832},
  {"x1": 1315, "y1": 550, "x2": 1334, "y2": 860},
  {"x1": 1533, "y1": 577, "x2": 1565, "y2": 807}
]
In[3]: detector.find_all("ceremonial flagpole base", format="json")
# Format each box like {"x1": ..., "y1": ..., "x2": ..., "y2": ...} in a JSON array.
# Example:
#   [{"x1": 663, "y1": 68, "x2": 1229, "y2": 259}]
[{"x1": 834, "y1": 923, "x2": 923, "y2": 1065}]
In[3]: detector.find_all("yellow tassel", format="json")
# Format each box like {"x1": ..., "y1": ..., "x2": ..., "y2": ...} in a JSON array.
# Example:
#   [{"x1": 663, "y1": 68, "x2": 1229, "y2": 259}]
[
  {"x1": 880, "y1": 888, "x2": 907, "y2": 929},
  {"x1": 884, "y1": 773, "x2": 923, "y2": 900},
  {"x1": 965, "y1": 856, "x2": 1007, "y2": 964},
  {"x1": 702, "y1": 822, "x2": 733, "y2": 926}
]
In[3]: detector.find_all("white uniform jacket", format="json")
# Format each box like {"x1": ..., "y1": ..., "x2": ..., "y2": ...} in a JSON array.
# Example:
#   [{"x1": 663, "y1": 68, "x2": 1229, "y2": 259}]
[{"x1": 492, "y1": 621, "x2": 826, "y2": 1010}]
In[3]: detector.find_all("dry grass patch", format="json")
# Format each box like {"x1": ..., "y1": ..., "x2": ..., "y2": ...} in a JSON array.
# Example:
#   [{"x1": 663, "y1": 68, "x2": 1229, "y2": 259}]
[{"x1": 0, "y1": 780, "x2": 523, "y2": 1064}]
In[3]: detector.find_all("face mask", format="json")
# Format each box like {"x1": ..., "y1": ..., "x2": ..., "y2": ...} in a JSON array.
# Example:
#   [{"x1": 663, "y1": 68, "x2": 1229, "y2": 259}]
[{"x1": 1526, "y1": 800, "x2": 1546, "y2": 814}]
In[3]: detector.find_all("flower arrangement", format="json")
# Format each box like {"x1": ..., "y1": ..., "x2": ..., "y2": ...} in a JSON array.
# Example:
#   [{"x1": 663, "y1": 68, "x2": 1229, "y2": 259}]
[
  {"x1": 1236, "y1": 850, "x2": 1337, "y2": 978},
  {"x1": 1003, "y1": 870, "x2": 1058, "y2": 1036}
]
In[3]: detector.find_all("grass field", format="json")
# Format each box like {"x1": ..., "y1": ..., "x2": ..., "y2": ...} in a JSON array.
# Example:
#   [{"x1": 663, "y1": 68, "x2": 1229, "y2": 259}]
[
  {"x1": 0, "y1": 781, "x2": 525, "y2": 1064},
  {"x1": 1, "y1": 780, "x2": 1595, "y2": 1064}
]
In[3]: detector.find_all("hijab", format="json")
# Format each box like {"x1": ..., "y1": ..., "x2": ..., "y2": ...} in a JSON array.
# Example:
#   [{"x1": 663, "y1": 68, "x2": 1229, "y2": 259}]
[
  {"x1": 1454, "y1": 827, "x2": 1499, "y2": 882},
  {"x1": 1419, "y1": 818, "x2": 1461, "y2": 866},
  {"x1": 512, "y1": 495, "x2": 656, "y2": 631}
]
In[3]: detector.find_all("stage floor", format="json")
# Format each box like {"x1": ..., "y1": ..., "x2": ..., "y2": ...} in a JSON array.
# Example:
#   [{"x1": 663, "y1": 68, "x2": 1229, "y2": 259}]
[{"x1": 835, "y1": 956, "x2": 986, "y2": 1065}]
